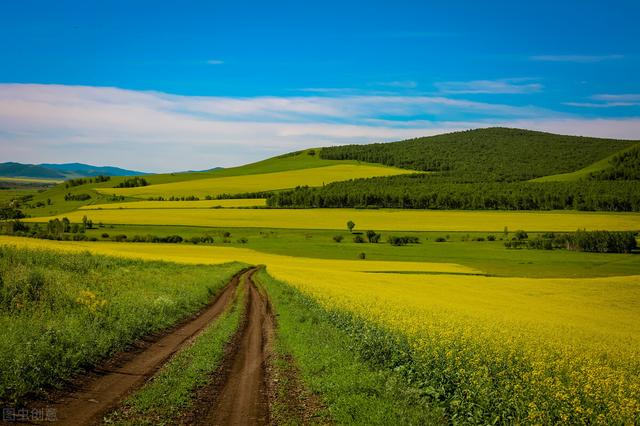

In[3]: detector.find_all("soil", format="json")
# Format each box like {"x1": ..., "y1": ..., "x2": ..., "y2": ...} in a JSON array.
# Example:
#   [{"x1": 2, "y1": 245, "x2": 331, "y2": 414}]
[{"x1": 191, "y1": 269, "x2": 273, "y2": 426}]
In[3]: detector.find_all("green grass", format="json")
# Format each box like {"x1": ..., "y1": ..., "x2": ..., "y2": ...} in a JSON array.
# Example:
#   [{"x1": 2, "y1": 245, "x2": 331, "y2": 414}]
[
  {"x1": 106, "y1": 280, "x2": 245, "y2": 425},
  {"x1": 256, "y1": 269, "x2": 445, "y2": 425},
  {"x1": 18, "y1": 149, "x2": 379, "y2": 217},
  {"x1": 0, "y1": 245, "x2": 246, "y2": 404},
  {"x1": 66, "y1": 224, "x2": 640, "y2": 278}
]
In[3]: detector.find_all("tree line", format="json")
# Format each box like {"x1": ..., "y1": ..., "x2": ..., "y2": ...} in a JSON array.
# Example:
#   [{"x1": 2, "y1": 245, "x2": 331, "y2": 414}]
[
  {"x1": 114, "y1": 177, "x2": 149, "y2": 188},
  {"x1": 267, "y1": 178, "x2": 640, "y2": 211},
  {"x1": 506, "y1": 230, "x2": 637, "y2": 253}
]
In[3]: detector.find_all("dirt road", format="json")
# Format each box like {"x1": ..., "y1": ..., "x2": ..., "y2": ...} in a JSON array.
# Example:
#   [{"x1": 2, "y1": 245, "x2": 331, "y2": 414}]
[
  {"x1": 193, "y1": 269, "x2": 274, "y2": 426},
  {"x1": 40, "y1": 269, "x2": 249, "y2": 425}
]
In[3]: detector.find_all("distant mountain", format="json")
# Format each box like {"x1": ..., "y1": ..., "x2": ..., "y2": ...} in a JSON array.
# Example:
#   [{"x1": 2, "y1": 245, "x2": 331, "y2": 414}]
[
  {"x1": 39, "y1": 163, "x2": 148, "y2": 177},
  {"x1": 0, "y1": 162, "x2": 66, "y2": 179},
  {"x1": 0, "y1": 162, "x2": 148, "y2": 179}
]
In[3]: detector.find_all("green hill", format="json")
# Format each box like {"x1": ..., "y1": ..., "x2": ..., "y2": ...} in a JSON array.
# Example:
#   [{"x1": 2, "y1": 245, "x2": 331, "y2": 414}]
[{"x1": 319, "y1": 128, "x2": 638, "y2": 182}]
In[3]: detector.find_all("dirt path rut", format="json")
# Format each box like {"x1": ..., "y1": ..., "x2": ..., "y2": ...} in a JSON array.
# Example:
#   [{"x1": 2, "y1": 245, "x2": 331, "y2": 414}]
[
  {"x1": 43, "y1": 269, "x2": 248, "y2": 425},
  {"x1": 194, "y1": 269, "x2": 274, "y2": 426}
]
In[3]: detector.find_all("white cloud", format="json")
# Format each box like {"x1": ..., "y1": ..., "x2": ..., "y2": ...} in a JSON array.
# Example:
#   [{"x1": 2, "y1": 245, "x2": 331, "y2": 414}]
[
  {"x1": 206, "y1": 59, "x2": 224, "y2": 65},
  {"x1": 0, "y1": 84, "x2": 637, "y2": 172},
  {"x1": 564, "y1": 102, "x2": 639, "y2": 108},
  {"x1": 530, "y1": 54, "x2": 624, "y2": 63},
  {"x1": 564, "y1": 94, "x2": 640, "y2": 108},
  {"x1": 592, "y1": 94, "x2": 640, "y2": 102},
  {"x1": 435, "y1": 79, "x2": 542, "y2": 94}
]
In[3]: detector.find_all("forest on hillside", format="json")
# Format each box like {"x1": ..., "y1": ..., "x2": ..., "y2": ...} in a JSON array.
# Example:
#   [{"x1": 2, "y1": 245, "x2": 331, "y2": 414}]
[
  {"x1": 267, "y1": 179, "x2": 640, "y2": 211},
  {"x1": 268, "y1": 130, "x2": 640, "y2": 211},
  {"x1": 319, "y1": 128, "x2": 637, "y2": 182}
]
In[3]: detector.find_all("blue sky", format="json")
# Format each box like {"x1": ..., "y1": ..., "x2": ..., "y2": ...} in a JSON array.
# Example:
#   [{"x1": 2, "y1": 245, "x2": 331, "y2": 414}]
[{"x1": 1, "y1": 0, "x2": 639, "y2": 171}]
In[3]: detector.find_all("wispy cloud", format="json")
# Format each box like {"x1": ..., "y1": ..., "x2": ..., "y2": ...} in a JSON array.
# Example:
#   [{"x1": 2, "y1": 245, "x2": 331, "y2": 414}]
[
  {"x1": 564, "y1": 93, "x2": 640, "y2": 108},
  {"x1": 530, "y1": 54, "x2": 623, "y2": 63},
  {"x1": 435, "y1": 79, "x2": 542, "y2": 94},
  {"x1": 0, "y1": 84, "x2": 636, "y2": 172},
  {"x1": 592, "y1": 94, "x2": 640, "y2": 102},
  {"x1": 206, "y1": 59, "x2": 224, "y2": 65},
  {"x1": 371, "y1": 81, "x2": 418, "y2": 89}
]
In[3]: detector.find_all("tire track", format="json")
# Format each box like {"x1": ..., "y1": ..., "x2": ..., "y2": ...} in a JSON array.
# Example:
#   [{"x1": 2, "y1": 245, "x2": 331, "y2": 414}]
[
  {"x1": 31, "y1": 268, "x2": 250, "y2": 425},
  {"x1": 194, "y1": 269, "x2": 273, "y2": 426}
]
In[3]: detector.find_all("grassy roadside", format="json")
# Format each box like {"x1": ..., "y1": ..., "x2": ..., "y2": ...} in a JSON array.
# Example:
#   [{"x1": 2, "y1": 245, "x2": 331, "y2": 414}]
[
  {"x1": 105, "y1": 279, "x2": 246, "y2": 425},
  {"x1": 0, "y1": 245, "x2": 246, "y2": 404},
  {"x1": 255, "y1": 269, "x2": 445, "y2": 425}
]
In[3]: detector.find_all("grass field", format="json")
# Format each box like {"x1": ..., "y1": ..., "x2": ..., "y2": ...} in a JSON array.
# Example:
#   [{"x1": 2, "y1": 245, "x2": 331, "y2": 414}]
[
  {"x1": 0, "y1": 244, "x2": 244, "y2": 403},
  {"x1": 80, "y1": 198, "x2": 267, "y2": 209},
  {"x1": 73, "y1": 224, "x2": 640, "y2": 277},
  {"x1": 29, "y1": 208, "x2": 640, "y2": 232},
  {"x1": 96, "y1": 164, "x2": 412, "y2": 198}
]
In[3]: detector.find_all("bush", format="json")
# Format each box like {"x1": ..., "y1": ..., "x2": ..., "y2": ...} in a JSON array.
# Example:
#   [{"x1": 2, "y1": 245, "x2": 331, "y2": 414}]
[
  {"x1": 101, "y1": 233, "x2": 109, "y2": 238},
  {"x1": 112, "y1": 234, "x2": 128, "y2": 242},
  {"x1": 353, "y1": 235, "x2": 365, "y2": 243},
  {"x1": 357, "y1": 252, "x2": 366, "y2": 259},
  {"x1": 514, "y1": 230, "x2": 529, "y2": 240},
  {"x1": 64, "y1": 193, "x2": 91, "y2": 201},
  {"x1": 388, "y1": 235, "x2": 421, "y2": 246},
  {"x1": 236, "y1": 237, "x2": 248, "y2": 244},
  {"x1": 435, "y1": 237, "x2": 446, "y2": 242},
  {"x1": 487, "y1": 234, "x2": 496, "y2": 241},
  {"x1": 333, "y1": 235, "x2": 344, "y2": 243},
  {"x1": 366, "y1": 230, "x2": 382, "y2": 243}
]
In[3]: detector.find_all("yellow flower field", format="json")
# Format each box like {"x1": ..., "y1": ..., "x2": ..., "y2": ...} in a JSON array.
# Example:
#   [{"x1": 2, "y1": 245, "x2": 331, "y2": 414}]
[
  {"x1": 95, "y1": 164, "x2": 412, "y2": 198},
  {"x1": 1, "y1": 235, "x2": 638, "y2": 422},
  {"x1": 28, "y1": 207, "x2": 640, "y2": 232},
  {"x1": 80, "y1": 198, "x2": 267, "y2": 210}
]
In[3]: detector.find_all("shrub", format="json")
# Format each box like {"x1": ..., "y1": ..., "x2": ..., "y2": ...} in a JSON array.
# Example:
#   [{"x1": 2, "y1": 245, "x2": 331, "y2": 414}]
[
  {"x1": 333, "y1": 235, "x2": 344, "y2": 243},
  {"x1": 353, "y1": 235, "x2": 365, "y2": 243},
  {"x1": 112, "y1": 234, "x2": 128, "y2": 242},
  {"x1": 101, "y1": 233, "x2": 109, "y2": 238},
  {"x1": 366, "y1": 230, "x2": 382, "y2": 243},
  {"x1": 236, "y1": 237, "x2": 248, "y2": 244},
  {"x1": 435, "y1": 237, "x2": 446, "y2": 242},
  {"x1": 357, "y1": 252, "x2": 366, "y2": 259},
  {"x1": 515, "y1": 230, "x2": 529, "y2": 240},
  {"x1": 388, "y1": 235, "x2": 421, "y2": 246}
]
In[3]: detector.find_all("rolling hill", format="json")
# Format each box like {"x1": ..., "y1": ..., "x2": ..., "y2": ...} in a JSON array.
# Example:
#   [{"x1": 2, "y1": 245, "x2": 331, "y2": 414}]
[
  {"x1": 6, "y1": 128, "x2": 640, "y2": 215},
  {"x1": 319, "y1": 127, "x2": 638, "y2": 181}
]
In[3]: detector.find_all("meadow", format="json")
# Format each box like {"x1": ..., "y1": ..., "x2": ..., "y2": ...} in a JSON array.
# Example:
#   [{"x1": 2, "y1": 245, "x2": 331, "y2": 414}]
[
  {"x1": 0, "y1": 244, "x2": 244, "y2": 403},
  {"x1": 28, "y1": 207, "x2": 640, "y2": 232}
]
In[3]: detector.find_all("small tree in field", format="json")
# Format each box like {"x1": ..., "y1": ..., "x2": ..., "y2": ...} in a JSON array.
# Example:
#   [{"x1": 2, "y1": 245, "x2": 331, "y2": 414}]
[
  {"x1": 347, "y1": 220, "x2": 356, "y2": 233},
  {"x1": 333, "y1": 235, "x2": 344, "y2": 243}
]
